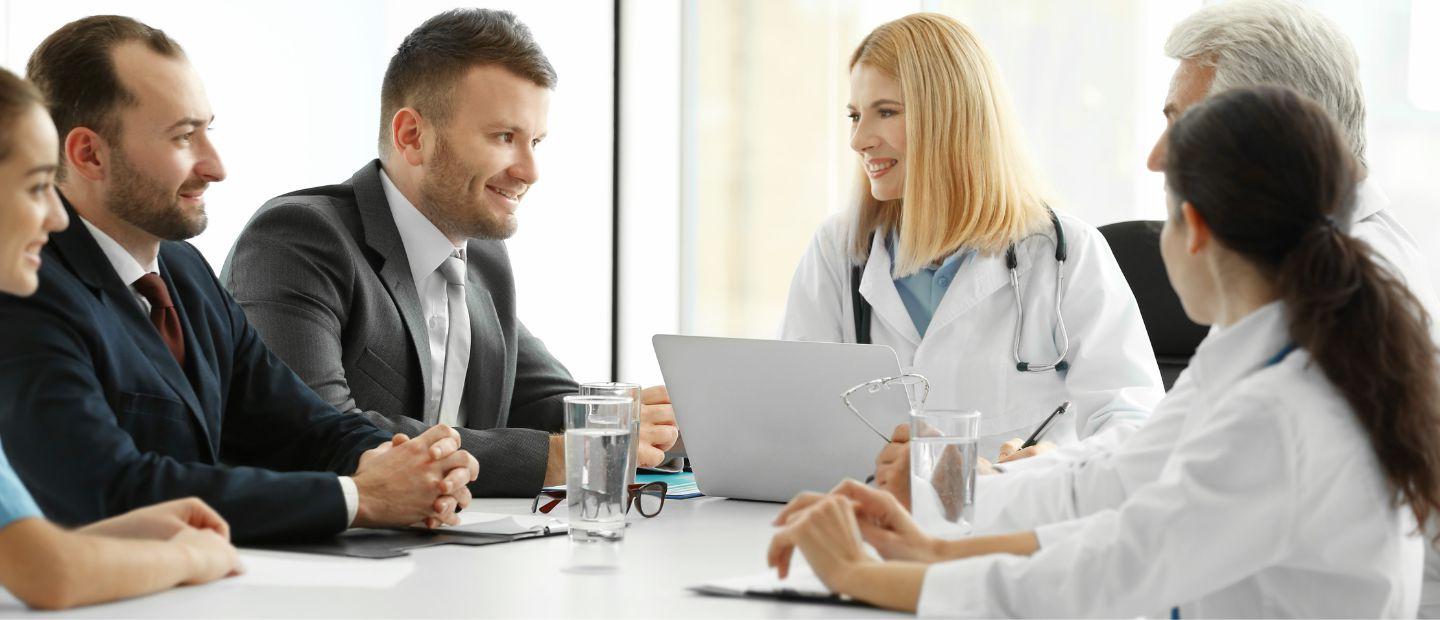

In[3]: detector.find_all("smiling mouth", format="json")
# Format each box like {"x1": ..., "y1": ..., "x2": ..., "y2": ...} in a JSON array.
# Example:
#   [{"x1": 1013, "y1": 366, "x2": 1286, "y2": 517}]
[
  {"x1": 866, "y1": 159, "x2": 897, "y2": 177},
  {"x1": 486, "y1": 185, "x2": 522, "y2": 201}
]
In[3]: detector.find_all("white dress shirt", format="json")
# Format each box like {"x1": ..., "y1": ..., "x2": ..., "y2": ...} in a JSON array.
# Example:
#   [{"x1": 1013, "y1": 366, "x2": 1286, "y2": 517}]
[
  {"x1": 379, "y1": 170, "x2": 468, "y2": 420},
  {"x1": 918, "y1": 302, "x2": 1424, "y2": 618},
  {"x1": 79, "y1": 216, "x2": 361, "y2": 526}
]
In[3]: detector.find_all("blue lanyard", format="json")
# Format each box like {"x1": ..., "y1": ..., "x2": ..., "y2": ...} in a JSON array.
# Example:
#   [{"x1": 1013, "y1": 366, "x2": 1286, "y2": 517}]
[
  {"x1": 1172, "y1": 343, "x2": 1295, "y2": 619},
  {"x1": 1265, "y1": 343, "x2": 1298, "y2": 367}
]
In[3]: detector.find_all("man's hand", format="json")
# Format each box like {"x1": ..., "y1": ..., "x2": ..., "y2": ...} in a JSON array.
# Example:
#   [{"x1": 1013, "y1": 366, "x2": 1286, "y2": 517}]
[
  {"x1": 637, "y1": 385, "x2": 679, "y2": 467},
  {"x1": 872, "y1": 424, "x2": 912, "y2": 510},
  {"x1": 351, "y1": 424, "x2": 478, "y2": 529},
  {"x1": 543, "y1": 434, "x2": 566, "y2": 487},
  {"x1": 996, "y1": 439, "x2": 1057, "y2": 463},
  {"x1": 78, "y1": 497, "x2": 229, "y2": 541}
]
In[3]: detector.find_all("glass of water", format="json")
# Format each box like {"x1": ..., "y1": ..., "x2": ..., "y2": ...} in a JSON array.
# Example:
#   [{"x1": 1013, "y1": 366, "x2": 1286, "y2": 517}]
[
  {"x1": 564, "y1": 395, "x2": 635, "y2": 543},
  {"x1": 578, "y1": 382, "x2": 643, "y2": 490},
  {"x1": 909, "y1": 409, "x2": 981, "y2": 534}
]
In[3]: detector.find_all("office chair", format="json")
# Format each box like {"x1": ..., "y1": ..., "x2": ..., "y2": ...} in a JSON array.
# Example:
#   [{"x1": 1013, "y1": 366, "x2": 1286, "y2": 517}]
[{"x1": 1097, "y1": 220, "x2": 1209, "y2": 390}]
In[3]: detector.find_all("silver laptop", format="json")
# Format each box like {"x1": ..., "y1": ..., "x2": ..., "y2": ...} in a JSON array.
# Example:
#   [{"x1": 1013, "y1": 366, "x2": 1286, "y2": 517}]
[{"x1": 652, "y1": 335, "x2": 910, "y2": 502}]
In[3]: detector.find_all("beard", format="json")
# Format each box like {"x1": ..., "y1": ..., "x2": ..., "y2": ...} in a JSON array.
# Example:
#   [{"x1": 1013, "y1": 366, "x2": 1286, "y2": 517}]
[
  {"x1": 417, "y1": 136, "x2": 517, "y2": 241},
  {"x1": 106, "y1": 148, "x2": 208, "y2": 241}
]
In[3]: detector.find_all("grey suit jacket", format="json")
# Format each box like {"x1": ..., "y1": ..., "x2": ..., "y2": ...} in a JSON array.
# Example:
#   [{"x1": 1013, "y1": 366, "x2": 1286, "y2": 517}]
[{"x1": 221, "y1": 160, "x2": 575, "y2": 496}]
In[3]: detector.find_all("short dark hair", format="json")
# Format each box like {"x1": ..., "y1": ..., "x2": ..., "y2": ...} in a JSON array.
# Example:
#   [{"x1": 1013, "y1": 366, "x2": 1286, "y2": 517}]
[
  {"x1": 25, "y1": 15, "x2": 184, "y2": 179},
  {"x1": 378, "y1": 9, "x2": 556, "y2": 154},
  {"x1": 0, "y1": 67, "x2": 45, "y2": 162}
]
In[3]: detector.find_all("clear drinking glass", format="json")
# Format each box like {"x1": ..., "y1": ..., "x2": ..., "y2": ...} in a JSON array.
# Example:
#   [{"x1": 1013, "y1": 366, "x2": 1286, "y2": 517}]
[
  {"x1": 578, "y1": 382, "x2": 642, "y2": 490},
  {"x1": 909, "y1": 409, "x2": 981, "y2": 534},
  {"x1": 563, "y1": 394, "x2": 635, "y2": 542}
]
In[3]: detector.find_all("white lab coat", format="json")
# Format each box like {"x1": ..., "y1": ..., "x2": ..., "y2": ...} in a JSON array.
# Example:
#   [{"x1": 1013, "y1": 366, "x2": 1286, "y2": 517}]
[
  {"x1": 970, "y1": 180, "x2": 1440, "y2": 616},
  {"x1": 918, "y1": 302, "x2": 1424, "y2": 618},
  {"x1": 779, "y1": 210, "x2": 1164, "y2": 457}
]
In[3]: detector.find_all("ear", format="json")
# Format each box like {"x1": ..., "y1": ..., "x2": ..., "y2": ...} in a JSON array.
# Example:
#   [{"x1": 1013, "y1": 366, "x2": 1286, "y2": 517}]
[
  {"x1": 390, "y1": 107, "x2": 427, "y2": 167},
  {"x1": 1180, "y1": 201, "x2": 1210, "y2": 255},
  {"x1": 64, "y1": 127, "x2": 108, "y2": 182}
]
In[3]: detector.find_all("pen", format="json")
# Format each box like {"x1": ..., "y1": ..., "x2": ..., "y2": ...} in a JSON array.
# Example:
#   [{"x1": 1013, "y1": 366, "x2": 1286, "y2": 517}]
[{"x1": 1020, "y1": 401, "x2": 1070, "y2": 449}]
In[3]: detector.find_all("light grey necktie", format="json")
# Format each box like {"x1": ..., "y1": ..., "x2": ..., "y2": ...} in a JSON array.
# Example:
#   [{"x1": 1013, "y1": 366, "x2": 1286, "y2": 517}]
[{"x1": 436, "y1": 250, "x2": 471, "y2": 428}]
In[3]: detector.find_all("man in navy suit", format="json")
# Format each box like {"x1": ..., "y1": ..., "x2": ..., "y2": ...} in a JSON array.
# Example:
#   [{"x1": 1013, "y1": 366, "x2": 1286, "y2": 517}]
[{"x1": 0, "y1": 16, "x2": 479, "y2": 543}]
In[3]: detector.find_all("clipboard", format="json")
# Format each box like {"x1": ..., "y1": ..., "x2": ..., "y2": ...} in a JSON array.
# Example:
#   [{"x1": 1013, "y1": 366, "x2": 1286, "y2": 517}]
[{"x1": 253, "y1": 522, "x2": 566, "y2": 559}]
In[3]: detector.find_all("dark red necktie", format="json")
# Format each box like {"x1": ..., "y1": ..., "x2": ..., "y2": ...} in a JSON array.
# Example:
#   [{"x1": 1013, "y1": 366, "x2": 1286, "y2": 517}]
[{"x1": 132, "y1": 273, "x2": 186, "y2": 367}]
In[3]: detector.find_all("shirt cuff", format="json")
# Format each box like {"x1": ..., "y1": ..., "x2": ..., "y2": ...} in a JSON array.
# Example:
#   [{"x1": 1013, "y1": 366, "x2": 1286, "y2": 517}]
[
  {"x1": 1034, "y1": 517, "x2": 1089, "y2": 549},
  {"x1": 917, "y1": 556, "x2": 995, "y2": 617},
  {"x1": 338, "y1": 476, "x2": 359, "y2": 527}
]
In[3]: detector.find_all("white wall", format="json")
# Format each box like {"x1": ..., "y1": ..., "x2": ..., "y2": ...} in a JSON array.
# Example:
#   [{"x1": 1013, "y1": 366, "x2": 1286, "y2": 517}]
[{"x1": 0, "y1": 0, "x2": 615, "y2": 383}]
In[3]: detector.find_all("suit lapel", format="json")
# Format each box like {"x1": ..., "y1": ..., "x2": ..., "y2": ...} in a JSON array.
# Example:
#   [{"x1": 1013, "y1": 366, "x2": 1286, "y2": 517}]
[
  {"x1": 351, "y1": 161, "x2": 434, "y2": 421},
  {"x1": 51, "y1": 200, "x2": 215, "y2": 457},
  {"x1": 158, "y1": 254, "x2": 219, "y2": 457},
  {"x1": 461, "y1": 253, "x2": 506, "y2": 429}
]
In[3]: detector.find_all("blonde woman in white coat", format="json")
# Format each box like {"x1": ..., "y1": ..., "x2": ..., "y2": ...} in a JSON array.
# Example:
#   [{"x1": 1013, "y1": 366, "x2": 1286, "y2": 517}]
[
  {"x1": 766, "y1": 85, "x2": 1440, "y2": 618},
  {"x1": 778, "y1": 13, "x2": 1163, "y2": 497}
]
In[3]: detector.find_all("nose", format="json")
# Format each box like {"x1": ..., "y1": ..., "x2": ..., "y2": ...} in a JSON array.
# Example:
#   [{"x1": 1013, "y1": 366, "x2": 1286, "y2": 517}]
[
  {"x1": 1146, "y1": 129, "x2": 1168, "y2": 172},
  {"x1": 850, "y1": 118, "x2": 878, "y2": 154},
  {"x1": 43, "y1": 186, "x2": 69, "y2": 234},
  {"x1": 196, "y1": 134, "x2": 227, "y2": 183},
  {"x1": 510, "y1": 144, "x2": 539, "y2": 186}
]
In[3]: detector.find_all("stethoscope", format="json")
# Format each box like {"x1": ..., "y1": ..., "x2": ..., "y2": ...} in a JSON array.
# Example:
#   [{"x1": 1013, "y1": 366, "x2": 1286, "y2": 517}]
[{"x1": 849, "y1": 207, "x2": 1070, "y2": 373}]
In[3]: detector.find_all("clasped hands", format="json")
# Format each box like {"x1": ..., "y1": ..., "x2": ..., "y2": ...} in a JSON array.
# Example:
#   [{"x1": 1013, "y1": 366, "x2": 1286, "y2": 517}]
[{"x1": 351, "y1": 424, "x2": 480, "y2": 529}]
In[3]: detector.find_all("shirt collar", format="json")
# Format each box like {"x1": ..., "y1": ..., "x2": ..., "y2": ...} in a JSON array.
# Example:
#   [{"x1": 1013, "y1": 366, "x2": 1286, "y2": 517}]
[
  {"x1": 1188, "y1": 301, "x2": 1291, "y2": 398},
  {"x1": 1351, "y1": 178, "x2": 1386, "y2": 224},
  {"x1": 79, "y1": 216, "x2": 156, "y2": 286},
  {"x1": 379, "y1": 169, "x2": 465, "y2": 285},
  {"x1": 885, "y1": 230, "x2": 972, "y2": 276}
]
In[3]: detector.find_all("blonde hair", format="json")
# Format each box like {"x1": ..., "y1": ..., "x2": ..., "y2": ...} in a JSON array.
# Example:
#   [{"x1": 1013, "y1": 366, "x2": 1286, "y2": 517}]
[{"x1": 849, "y1": 13, "x2": 1048, "y2": 275}]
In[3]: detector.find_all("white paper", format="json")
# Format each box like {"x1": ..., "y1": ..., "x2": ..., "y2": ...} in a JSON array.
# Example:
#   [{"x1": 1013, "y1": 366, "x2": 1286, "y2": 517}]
[
  {"x1": 699, "y1": 562, "x2": 834, "y2": 597},
  {"x1": 426, "y1": 512, "x2": 565, "y2": 536},
  {"x1": 210, "y1": 550, "x2": 415, "y2": 589}
]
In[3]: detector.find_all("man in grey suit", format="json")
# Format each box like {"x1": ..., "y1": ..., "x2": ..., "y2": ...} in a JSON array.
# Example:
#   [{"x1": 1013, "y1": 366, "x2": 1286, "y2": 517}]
[{"x1": 223, "y1": 9, "x2": 678, "y2": 497}]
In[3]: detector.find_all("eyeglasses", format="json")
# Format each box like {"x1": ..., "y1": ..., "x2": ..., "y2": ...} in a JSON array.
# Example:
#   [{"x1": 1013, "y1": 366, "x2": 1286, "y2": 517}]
[
  {"x1": 841, "y1": 372, "x2": 930, "y2": 443},
  {"x1": 531, "y1": 481, "x2": 669, "y2": 518}
]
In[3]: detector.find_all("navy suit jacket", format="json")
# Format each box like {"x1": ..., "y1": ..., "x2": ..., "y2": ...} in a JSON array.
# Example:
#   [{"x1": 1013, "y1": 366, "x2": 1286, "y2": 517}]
[{"x1": 0, "y1": 200, "x2": 391, "y2": 543}]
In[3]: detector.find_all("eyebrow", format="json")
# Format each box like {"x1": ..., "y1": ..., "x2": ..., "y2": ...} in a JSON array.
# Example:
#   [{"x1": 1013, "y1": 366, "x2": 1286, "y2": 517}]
[
  {"x1": 846, "y1": 99, "x2": 905, "y2": 111},
  {"x1": 164, "y1": 115, "x2": 213, "y2": 133},
  {"x1": 25, "y1": 164, "x2": 57, "y2": 175},
  {"x1": 487, "y1": 123, "x2": 547, "y2": 138}
]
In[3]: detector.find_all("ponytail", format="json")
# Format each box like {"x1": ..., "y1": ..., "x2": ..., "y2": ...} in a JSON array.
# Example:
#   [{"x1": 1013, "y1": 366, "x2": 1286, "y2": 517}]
[
  {"x1": 1278, "y1": 223, "x2": 1440, "y2": 527},
  {"x1": 1168, "y1": 84, "x2": 1440, "y2": 529}
]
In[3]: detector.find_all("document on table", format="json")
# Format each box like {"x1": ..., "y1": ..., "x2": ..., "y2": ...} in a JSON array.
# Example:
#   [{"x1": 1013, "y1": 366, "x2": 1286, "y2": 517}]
[
  {"x1": 415, "y1": 511, "x2": 567, "y2": 536},
  {"x1": 213, "y1": 550, "x2": 416, "y2": 589},
  {"x1": 692, "y1": 564, "x2": 865, "y2": 607}
]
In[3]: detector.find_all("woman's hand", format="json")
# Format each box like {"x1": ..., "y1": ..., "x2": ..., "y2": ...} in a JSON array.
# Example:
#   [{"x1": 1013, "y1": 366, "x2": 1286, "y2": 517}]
[
  {"x1": 170, "y1": 526, "x2": 242, "y2": 586},
  {"x1": 767, "y1": 492, "x2": 874, "y2": 592},
  {"x1": 996, "y1": 438, "x2": 1057, "y2": 463},
  {"x1": 78, "y1": 497, "x2": 230, "y2": 541},
  {"x1": 830, "y1": 478, "x2": 941, "y2": 562}
]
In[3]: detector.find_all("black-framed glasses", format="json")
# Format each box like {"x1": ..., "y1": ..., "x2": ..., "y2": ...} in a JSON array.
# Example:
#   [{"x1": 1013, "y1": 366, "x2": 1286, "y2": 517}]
[{"x1": 531, "y1": 481, "x2": 668, "y2": 518}]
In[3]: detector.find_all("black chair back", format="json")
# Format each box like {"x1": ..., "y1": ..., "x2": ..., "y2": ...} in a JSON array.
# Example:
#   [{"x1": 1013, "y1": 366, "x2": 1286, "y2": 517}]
[{"x1": 1097, "y1": 220, "x2": 1209, "y2": 390}]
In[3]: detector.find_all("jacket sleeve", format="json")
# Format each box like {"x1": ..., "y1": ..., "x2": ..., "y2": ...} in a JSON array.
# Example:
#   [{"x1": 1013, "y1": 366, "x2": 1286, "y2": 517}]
[
  {"x1": 0, "y1": 277, "x2": 360, "y2": 544},
  {"x1": 1055, "y1": 222, "x2": 1164, "y2": 438},
  {"x1": 778, "y1": 218, "x2": 851, "y2": 342},
  {"x1": 972, "y1": 371, "x2": 1198, "y2": 534},
  {"x1": 917, "y1": 390, "x2": 1297, "y2": 617}
]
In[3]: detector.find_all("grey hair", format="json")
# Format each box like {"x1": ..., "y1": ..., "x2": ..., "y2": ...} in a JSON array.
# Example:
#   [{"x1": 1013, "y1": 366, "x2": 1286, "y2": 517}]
[{"x1": 1165, "y1": 0, "x2": 1366, "y2": 164}]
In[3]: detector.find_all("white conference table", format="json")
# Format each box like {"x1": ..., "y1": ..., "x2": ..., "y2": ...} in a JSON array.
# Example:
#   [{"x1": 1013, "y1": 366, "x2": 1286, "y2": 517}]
[{"x1": 0, "y1": 496, "x2": 901, "y2": 618}]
